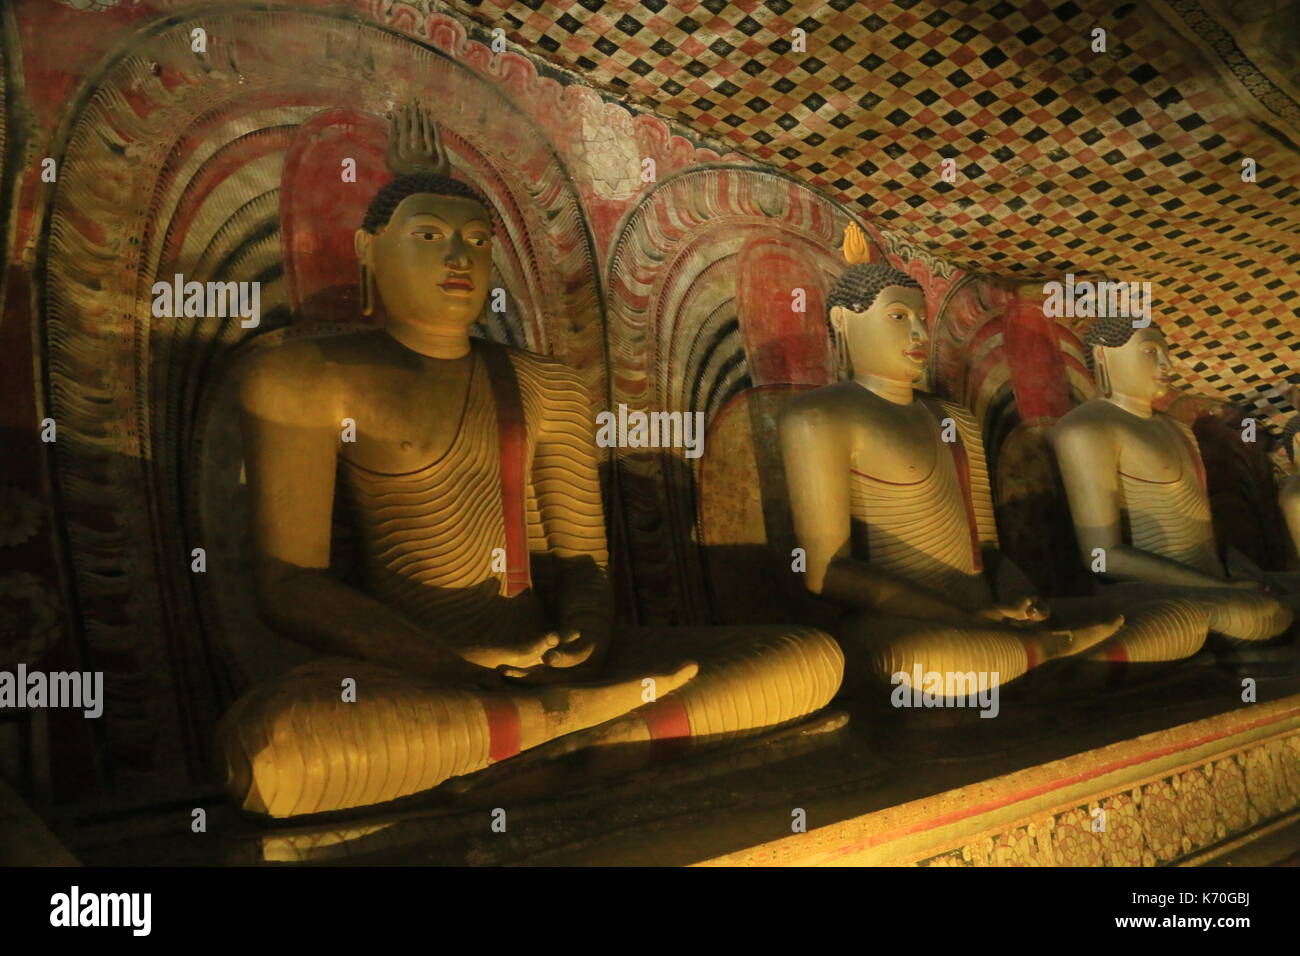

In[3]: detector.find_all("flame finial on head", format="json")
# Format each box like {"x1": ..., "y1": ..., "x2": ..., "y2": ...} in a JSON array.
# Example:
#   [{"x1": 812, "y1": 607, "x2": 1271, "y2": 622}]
[
  {"x1": 385, "y1": 100, "x2": 451, "y2": 177},
  {"x1": 841, "y1": 221, "x2": 872, "y2": 265}
]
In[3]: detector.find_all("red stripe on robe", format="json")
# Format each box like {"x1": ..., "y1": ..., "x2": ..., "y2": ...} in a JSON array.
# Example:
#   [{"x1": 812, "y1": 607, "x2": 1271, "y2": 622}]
[{"x1": 478, "y1": 342, "x2": 532, "y2": 597}]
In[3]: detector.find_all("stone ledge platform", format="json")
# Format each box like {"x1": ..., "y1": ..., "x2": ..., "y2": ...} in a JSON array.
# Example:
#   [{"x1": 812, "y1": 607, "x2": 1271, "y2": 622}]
[
  {"x1": 20, "y1": 650, "x2": 1300, "y2": 867},
  {"x1": 704, "y1": 691, "x2": 1300, "y2": 866}
]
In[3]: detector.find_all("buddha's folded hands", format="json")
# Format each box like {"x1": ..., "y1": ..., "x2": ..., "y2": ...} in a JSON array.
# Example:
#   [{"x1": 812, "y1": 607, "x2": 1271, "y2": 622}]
[{"x1": 456, "y1": 630, "x2": 560, "y2": 671}]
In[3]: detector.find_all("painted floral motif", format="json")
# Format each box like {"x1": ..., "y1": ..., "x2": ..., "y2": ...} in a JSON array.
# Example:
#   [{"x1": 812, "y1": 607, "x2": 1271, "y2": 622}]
[
  {"x1": 1177, "y1": 768, "x2": 1217, "y2": 849},
  {"x1": 921, "y1": 851, "x2": 969, "y2": 867},
  {"x1": 914, "y1": 732, "x2": 1300, "y2": 867},
  {"x1": 963, "y1": 837, "x2": 994, "y2": 867},
  {"x1": 576, "y1": 95, "x2": 641, "y2": 202},
  {"x1": 987, "y1": 823, "x2": 1051, "y2": 867},
  {"x1": 1211, "y1": 756, "x2": 1252, "y2": 835},
  {"x1": 1282, "y1": 737, "x2": 1300, "y2": 805},
  {"x1": 1098, "y1": 791, "x2": 1145, "y2": 866},
  {"x1": 1244, "y1": 745, "x2": 1283, "y2": 819},
  {"x1": 1052, "y1": 806, "x2": 1105, "y2": 867},
  {"x1": 1139, "y1": 779, "x2": 1184, "y2": 862}
]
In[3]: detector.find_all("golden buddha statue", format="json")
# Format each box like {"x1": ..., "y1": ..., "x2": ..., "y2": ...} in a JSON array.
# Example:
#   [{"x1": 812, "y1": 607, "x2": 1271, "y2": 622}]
[
  {"x1": 1051, "y1": 317, "x2": 1297, "y2": 653},
  {"x1": 218, "y1": 105, "x2": 843, "y2": 818},
  {"x1": 1278, "y1": 416, "x2": 1300, "y2": 568},
  {"x1": 779, "y1": 228, "x2": 1130, "y2": 697}
]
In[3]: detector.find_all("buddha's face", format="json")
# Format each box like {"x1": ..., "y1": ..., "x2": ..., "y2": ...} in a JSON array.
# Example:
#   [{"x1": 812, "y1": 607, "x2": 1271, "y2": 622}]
[
  {"x1": 1096, "y1": 326, "x2": 1173, "y2": 401},
  {"x1": 355, "y1": 193, "x2": 493, "y2": 327},
  {"x1": 831, "y1": 285, "x2": 929, "y2": 384}
]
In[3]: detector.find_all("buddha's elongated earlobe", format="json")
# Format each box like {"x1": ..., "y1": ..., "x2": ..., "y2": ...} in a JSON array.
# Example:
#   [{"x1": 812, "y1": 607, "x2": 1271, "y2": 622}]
[
  {"x1": 355, "y1": 228, "x2": 376, "y2": 316},
  {"x1": 1095, "y1": 347, "x2": 1112, "y2": 397},
  {"x1": 829, "y1": 306, "x2": 851, "y2": 380},
  {"x1": 359, "y1": 261, "x2": 375, "y2": 316}
]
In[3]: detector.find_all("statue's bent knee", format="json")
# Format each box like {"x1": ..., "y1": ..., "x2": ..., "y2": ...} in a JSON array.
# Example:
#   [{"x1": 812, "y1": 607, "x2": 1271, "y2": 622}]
[
  {"x1": 1208, "y1": 592, "x2": 1293, "y2": 642},
  {"x1": 219, "y1": 666, "x2": 486, "y2": 818}
]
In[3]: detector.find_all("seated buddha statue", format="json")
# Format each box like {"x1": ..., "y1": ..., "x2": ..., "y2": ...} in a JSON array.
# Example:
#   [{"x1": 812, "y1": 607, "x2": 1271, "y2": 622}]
[
  {"x1": 1285, "y1": 416, "x2": 1300, "y2": 566},
  {"x1": 1051, "y1": 317, "x2": 1297, "y2": 653},
  {"x1": 218, "y1": 105, "x2": 844, "y2": 818},
  {"x1": 778, "y1": 227, "x2": 1133, "y2": 697}
]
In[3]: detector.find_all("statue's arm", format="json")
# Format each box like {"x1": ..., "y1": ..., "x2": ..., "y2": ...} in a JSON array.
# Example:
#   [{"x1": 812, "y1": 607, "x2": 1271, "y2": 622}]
[
  {"x1": 239, "y1": 347, "x2": 489, "y2": 681},
  {"x1": 942, "y1": 402, "x2": 1045, "y2": 616},
  {"x1": 1051, "y1": 416, "x2": 1230, "y2": 588},
  {"x1": 779, "y1": 402, "x2": 979, "y2": 621},
  {"x1": 530, "y1": 364, "x2": 613, "y2": 669},
  {"x1": 1282, "y1": 476, "x2": 1300, "y2": 565}
]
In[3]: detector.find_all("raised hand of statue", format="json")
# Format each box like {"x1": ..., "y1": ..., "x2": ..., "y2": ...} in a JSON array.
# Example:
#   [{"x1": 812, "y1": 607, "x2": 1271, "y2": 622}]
[{"x1": 385, "y1": 100, "x2": 450, "y2": 176}]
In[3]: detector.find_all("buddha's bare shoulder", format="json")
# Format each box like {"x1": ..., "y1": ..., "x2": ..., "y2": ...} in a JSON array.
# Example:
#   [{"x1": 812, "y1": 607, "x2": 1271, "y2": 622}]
[
  {"x1": 1052, "y1": 400, "x2": 1130, "y2": 462},
  {"x1": 778, "y1": 382, "x2": 861, "y2": 440},
  {"x1": 244, "y1": 328, "x2": 386, "y2": 376},
  {"x1": 1056, "y1": 398, "x2": 1128, "y2": 433},
  {"x1": 238, "y1": 329, "x2": 383, "y2": 420},
  {"x1": 782, "y1": 381, "x2": 863, "y2": 417}
]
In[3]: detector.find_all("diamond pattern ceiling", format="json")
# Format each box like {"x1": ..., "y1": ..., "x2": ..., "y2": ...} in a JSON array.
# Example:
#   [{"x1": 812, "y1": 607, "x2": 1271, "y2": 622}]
[{"x1": 447, "y1": 0, "x2": 1300, "y2": 426}]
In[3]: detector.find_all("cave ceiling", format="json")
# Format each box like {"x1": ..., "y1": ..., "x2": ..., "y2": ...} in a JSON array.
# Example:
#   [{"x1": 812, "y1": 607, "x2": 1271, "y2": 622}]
[{"x1": 444, "y1": 0, "x2": 1300, "y2": 424}]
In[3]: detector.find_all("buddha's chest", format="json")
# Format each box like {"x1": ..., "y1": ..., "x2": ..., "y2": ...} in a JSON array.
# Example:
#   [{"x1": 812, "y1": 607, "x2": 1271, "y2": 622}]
[
  {"x1": 847, "y1": 401, "x2": 942, "y2": 483},
  {"x1": 1115, "y1": 418, "x2": 1188, "y2": 482},
  {"x1": 339, "y1": 361, "x2": 487, "y2": 474}
]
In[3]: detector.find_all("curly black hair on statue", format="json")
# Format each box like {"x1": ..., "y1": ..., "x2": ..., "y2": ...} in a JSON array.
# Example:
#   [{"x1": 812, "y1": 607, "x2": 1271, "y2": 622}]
[
  {"x1": 825, "y1": 263, "x2": 921, "y2": 315},
  {"x1": 361, "y1": 173, "x2": 495, "y2": 234},
  {"x1": 1283, "y1": 415, "x2": 1300, "y2": 463},
  {"x1": 1082, "y1": 314, "x2": 1145, "y2": 374},
  {"x1": 824, "y1": 264, "x2": 923, "y2": 378}
]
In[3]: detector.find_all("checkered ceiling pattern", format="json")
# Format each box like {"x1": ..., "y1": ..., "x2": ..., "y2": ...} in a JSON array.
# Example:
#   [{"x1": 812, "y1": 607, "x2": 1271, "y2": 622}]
[{"x1": 448, "y1": 0, "x2": 1300, "y2": 424}]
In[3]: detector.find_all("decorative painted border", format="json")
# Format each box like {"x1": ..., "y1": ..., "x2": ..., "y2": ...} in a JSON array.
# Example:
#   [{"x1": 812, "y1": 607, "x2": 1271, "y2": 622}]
[
  {"x1": 702, "y1": 695, "x2": 1300, "y2": 866},
  {"x1": 1156, "y1": 0, "x2": 1300, "y2": 131}
]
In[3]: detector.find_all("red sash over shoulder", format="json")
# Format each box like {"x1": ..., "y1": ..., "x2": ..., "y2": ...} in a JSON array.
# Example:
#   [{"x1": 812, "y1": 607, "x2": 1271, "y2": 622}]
[{"x1": 476, "y1": 340, "x2": 532, "y2": 597}]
